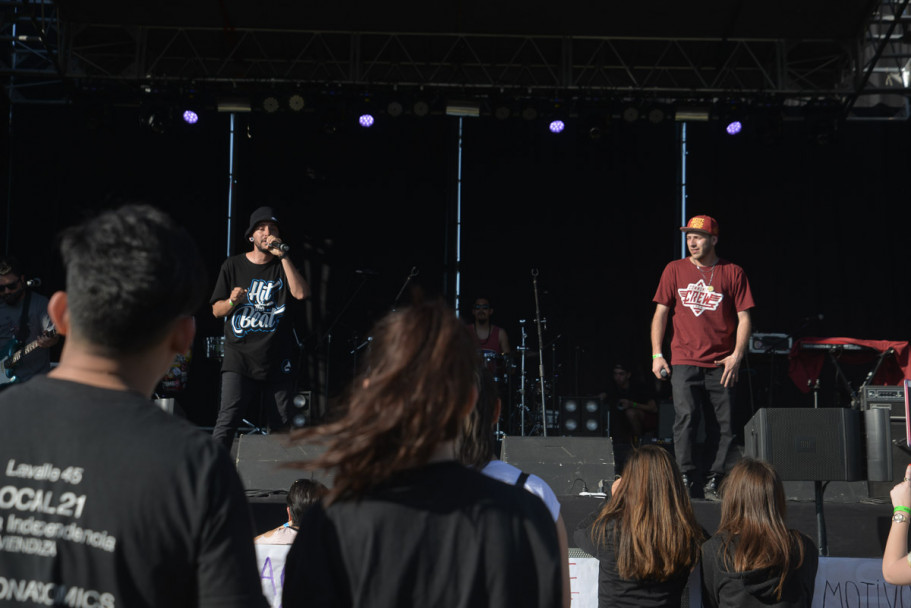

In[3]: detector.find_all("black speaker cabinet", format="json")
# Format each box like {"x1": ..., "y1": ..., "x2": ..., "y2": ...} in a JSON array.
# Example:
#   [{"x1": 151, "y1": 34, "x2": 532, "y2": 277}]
[
  {"x1": 864, "y1": 407, "x2": 893, "y2": 482},
  {"x1": 500, "y1": 436, "x2": 614, "y2": 496},
  {"x1": 743, "y1": 408, "x2": 862, "y2": 481}
]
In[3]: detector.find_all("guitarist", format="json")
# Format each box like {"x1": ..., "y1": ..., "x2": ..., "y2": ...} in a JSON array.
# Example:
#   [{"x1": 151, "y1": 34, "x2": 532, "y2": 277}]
[{"x1": 0, "y1": 255, "x2": 59, "y2": 386}]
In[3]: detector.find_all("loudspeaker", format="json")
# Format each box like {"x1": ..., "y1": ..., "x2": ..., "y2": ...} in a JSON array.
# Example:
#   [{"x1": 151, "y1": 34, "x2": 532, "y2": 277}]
[
  {"x1": 234, "y1": 434, "x2": 333, "y2": 492},
  {"x1": 500, "y1": 436, "x2": 614, "y2": 495},
  {"x1": 867, "y1": 420, "x2": 911, "y2": 499},
  {"x1": 864, "y1": 407, "x2": 893, "y2": 482},
  {"x1": 743, "y1": 408, "x2": 862, "y2": 481}
]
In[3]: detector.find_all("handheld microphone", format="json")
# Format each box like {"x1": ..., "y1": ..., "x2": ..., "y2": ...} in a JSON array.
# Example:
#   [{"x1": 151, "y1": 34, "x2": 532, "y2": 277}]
[
  {"x1": 26, "y1": 278, "x2": 41, "y2": 288},
  {"x1": 269, "y1": 242, "x2": 291, "y2": 253},
  {"x1": 660, "y1": 369, "x2": 668, "y2": 379}
]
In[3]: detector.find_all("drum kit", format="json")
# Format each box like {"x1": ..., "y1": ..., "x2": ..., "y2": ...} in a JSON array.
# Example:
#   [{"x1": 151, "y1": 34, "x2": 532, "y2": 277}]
[
  {"x1": 483, "y1": 325, "x2": 559, "y2": 436},
  {"x1": 205, "y1": 336, "x2": 225, "y2": 361}
]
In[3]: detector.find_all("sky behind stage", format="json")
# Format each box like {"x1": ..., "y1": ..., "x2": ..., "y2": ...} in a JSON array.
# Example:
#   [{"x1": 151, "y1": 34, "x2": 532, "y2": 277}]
[{"x1": 2, "y1": 103, "x2": 909, "y2": 425}]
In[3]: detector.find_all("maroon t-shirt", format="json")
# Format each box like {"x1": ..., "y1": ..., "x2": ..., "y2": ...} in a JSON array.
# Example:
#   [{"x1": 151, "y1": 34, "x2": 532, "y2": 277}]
[{"x1": 653, "y1": 257, "x2": 755, "y2": 367}]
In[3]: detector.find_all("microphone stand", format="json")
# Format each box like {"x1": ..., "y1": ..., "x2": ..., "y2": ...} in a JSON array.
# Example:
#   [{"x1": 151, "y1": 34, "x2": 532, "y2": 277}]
[
  {"x1": 315, "y1": 273, "x2": 371, "y2": 422},
  {"x1": 531, "y1": 269, "x2": 548, "y2": 437},
  {"x1": 392, "y1": 267, "x2": 419, "y2": 311}
]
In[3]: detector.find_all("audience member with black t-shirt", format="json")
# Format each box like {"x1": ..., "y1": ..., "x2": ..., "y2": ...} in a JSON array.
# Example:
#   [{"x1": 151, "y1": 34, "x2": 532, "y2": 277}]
[
  {"x1": 701, "y1": 458, "x2": 817, "y2": 608},
  {"x1": 0, "y1": 204, "x2": 267, "y2": 607},
  {"x1": 575, "y1": 445, "x2": 705, "y2": 608},
  {"x1": 282, "y1": 296, "x2": 562, "y2": 608}
]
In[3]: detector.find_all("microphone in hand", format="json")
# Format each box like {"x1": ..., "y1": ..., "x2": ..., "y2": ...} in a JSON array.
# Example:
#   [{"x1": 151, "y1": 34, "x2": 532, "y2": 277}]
[
  {"x1": 269, "y1": 241, "x2": 291, "y2": 253},
  {"x1": 660, "y1": 368, "x2": 669, "y2": 379}
]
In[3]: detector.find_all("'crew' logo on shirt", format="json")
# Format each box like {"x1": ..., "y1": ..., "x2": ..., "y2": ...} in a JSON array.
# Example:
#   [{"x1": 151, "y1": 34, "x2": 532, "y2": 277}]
[
  {"x1": 230, "y1": 279, "x2": 286, "y2": 337},
  {"x1": 678, "y1": 280, "x2": 724, "y2": 317}
]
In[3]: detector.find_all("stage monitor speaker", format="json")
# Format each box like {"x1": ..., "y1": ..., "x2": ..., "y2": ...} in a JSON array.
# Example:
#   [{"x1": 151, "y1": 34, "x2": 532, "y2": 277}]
[
  {"x1": 500, "y1": 436, "x2": 614, "y2": 496},
  {"x1": 743, "y1": 408, "x2": 862, "y2": 481},
  {"x1": 234, "y1": 434, "x2": 333, "y2": 492}
]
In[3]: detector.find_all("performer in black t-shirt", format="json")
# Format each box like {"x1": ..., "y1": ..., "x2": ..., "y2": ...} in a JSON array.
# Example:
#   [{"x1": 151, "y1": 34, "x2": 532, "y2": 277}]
[{"x1": 210, "y1": 206, "x2": 310, "y2": 452}]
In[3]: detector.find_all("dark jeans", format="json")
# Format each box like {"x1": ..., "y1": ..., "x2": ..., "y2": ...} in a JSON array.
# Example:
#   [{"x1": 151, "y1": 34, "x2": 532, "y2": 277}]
[
  {"x1": 670, "y1": 364, "x2": 734, "y2": 478},
  {"x1": 212, "y1": 371, "x2": 294, "y2": 452}
]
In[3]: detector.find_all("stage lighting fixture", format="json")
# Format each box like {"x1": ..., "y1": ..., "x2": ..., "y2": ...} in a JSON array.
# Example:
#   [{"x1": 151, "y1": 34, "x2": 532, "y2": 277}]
[
  {"x1": 445, "y1": 100, "x2": 480, "y2": 117},
  {"x1": 521, "y1": 106, "x2": 538, "y2": 121},
  {"x1": 622, "y1": 105, "x2": 640, "y2": 123},
  {"x1": 548, "y1": 119, "x2": 565, "y2": 133},
  {"x1": 288, "y1": 93, "x2": 305, "y2": 112},
  {"x1": 387, "y1": 101, "x2": 404, "y2": 117},
  {"x1": 413, "y1": 100, "x2": 430, "y2": 117},
  {"x1": 559, "y1": 396, "x2": 605, "y2": 437},
  {"x1": 358, "y1": 113, "x2": 375, "y2": 128},
  {"x1": 262, "y1": 96, "x2": 280, "y2": 113},
  {"x1": 647, "y1": 107, "x2": 665, "y2": 124},
  {"x1": 291, "y1": 391, "x2": 312, "y2": 429},
  {"x1": 725, "y1": 120, "x2": 743, "y2": 135},
  {"x1": 674, "y1": 106, "x2": 710, "y2": 122},
  {"x1": 217, "y1": 98, "x2": 252, "y2": 113},
  {"x1": 494, "y1": 105, "x2": 511, "y2": 120},
  {"x1": 140, "y1": 107, "x2": 171, "y2": 134},
  {"x1": 181, "y1": 110, "x2": 199, "y2": 125}
]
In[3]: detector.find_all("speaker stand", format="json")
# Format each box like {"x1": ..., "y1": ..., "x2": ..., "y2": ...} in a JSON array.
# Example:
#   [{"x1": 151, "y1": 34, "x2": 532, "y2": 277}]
[{"x1": 815, "y1": 481, "x2": 828, "y2": 556}]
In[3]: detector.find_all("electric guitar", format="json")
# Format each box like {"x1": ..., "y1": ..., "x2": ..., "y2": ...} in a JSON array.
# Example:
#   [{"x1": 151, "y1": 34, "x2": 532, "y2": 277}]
[{"x1": 0, "y1": 329, "x2": 57, "y2": 385}]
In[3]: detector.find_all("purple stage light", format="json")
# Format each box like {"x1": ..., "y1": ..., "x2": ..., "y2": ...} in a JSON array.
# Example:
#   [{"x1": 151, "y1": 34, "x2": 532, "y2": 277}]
[
  {"x1": 725, "y1": 120, "x2": 743, "y2": 135},
  {"x1": 358, "y1": 114, "x2": 375, "y2": 128},
  {"x1": 182, "y1": 110, "x2": 199, "y2": 125},
  {"x1": 549, "y1": 120, "x2": 565, "y2": 134}
]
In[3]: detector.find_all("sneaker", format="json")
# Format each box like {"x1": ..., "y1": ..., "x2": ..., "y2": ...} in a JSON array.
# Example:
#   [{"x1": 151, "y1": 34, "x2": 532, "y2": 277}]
[
  {"x1": 681, "y1": 473, "x2": 694, "y2": 492},
  {"x1": 703, "y1": 474, "x2": 722, "y2": 501}
]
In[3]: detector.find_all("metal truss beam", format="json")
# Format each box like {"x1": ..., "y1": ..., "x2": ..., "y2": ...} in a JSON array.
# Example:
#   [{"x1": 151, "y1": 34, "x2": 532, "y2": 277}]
[{"x1": 3, "y1": 1, "x2": 910, "y2": 119}]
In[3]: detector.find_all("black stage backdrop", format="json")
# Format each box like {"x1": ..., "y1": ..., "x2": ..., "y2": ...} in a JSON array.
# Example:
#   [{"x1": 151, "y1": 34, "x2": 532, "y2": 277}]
[{"x1": 2, "y1": 103, "x2": 909, "y2": 429}]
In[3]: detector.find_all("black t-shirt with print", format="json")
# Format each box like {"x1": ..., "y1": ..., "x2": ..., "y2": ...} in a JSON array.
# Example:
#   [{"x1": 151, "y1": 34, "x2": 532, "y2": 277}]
[{"x1": 0, "y1": 376, "x2": 267, "y2": 608}]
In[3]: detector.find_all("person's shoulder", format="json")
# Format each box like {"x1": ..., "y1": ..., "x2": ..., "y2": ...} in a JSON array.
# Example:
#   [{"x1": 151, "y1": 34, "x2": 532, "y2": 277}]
[{"x1": 481, "y1": 459, "x2": 521, "y2": 482}]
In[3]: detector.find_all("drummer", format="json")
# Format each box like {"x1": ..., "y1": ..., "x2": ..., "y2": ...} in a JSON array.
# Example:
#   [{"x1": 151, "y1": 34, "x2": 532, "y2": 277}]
[{"x1": 469, "y1": 297, "x2": 511, "y2": 363}]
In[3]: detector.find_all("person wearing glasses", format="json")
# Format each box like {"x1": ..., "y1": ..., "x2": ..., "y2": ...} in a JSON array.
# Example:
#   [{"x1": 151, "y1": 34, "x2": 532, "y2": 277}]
[
  {"x1": 0, "y1": 255, "x2": 59, "y2": 387},
  {"x1": 470, "y1": 297, "x2": 511, "y2": 355}
]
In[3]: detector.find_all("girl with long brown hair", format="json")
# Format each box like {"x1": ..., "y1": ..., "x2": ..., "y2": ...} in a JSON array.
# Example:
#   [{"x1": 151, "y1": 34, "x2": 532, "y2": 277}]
[
  {"x1": 281, "y1": 297, "x2": 562, "y2": 607},
  {"x1": 701, "y1": 458, "x2": 817, "y2": 607},
  {"x1": 576, "y1": 444, "x2": 704, "y2": 607}
]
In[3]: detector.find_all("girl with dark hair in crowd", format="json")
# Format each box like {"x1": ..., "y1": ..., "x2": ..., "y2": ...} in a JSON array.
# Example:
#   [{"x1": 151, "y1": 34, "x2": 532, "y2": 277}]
[
  {"x1": 576, "y1": 444, "x2": 704, "y2": 607},
  {"x1": 701, "y1": 458, "x2": 817, "y2": 607},
  {"x1": 282, "y1": 296, "x2": 562, "y2": 607}
]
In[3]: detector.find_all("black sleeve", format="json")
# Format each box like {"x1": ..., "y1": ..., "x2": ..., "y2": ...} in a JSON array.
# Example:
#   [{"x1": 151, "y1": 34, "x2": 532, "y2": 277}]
[
  {"x1": 209, "y1": 260, "x2": 231, "y2": 305},
  {"x1": 283, "y1": 504, "x2": 351, "y2": 607},
  {"x1": 196, "y1": 445, "x2": 269, "y2": 608},
  {"x1": 573, "y1": 507, "x2": 602, "y2": 557},
  {"x1": 799, "y1": 533, "x2": 820, "y2": 603},
  {"x1": 699, "y1": 538, "x2": 720, "y2": 608}
]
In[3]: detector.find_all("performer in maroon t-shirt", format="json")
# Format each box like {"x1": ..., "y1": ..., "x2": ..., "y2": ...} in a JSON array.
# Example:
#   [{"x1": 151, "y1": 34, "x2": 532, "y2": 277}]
[
  {"x1": 470, "y1": 297, "x2": 511, "y2": 354},
  {"x1": 650, "y1": 215, "x2": 755, "y2": 500},
  {"x1": 469, "y1": 297, "x2": 511, "y2": 384}
]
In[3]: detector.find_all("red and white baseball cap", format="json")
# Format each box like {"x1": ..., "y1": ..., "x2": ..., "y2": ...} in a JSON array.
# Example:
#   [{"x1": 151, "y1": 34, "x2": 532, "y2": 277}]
[{"x1": 679, "y1": 215, "x2": 719, "y2": 236}]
